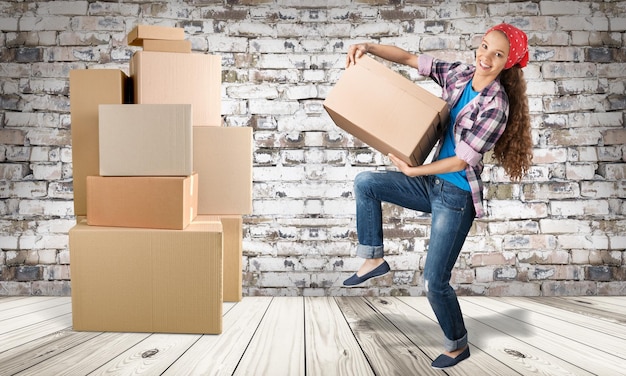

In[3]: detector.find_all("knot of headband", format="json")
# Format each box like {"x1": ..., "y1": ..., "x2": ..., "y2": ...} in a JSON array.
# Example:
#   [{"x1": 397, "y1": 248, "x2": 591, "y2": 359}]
[{"x1": 486, "y1": 23, "x2": 529, "y2": 69}]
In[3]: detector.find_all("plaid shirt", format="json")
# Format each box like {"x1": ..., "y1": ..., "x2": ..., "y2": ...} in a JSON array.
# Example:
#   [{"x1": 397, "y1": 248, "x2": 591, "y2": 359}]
[{"x1": 418, "y1": 55, "x2": 509, "y2": 218}]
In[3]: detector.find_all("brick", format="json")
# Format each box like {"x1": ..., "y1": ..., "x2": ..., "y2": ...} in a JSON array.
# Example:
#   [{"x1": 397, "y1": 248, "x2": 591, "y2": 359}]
[
  {"x1": 565, "y1": 163, "x2": 597, "y2": 180},
  {"x1": 541, "y1": 281, "x2": 597, "y2": 296},
  {"x1": 540, "y1": 1, "x2": 591, "y2": 16},
  {"x1": 585, "y1": 266, "x2": 612, "y2": 281},
  {"x1": 487, "y1": 282, "x2": 541, "y2": 297},
  {"x1": 15, "y1": 266, "x2": 42, "y2": 281},
  {"x1": 581, "y1": 181, "x2": 624, "y2": 199},
  {"x1": 558, "y1": 235, "x2": 609, "y2": 250},
  {"x1": 539, "y1": 219, "x2": 591, "y2": 234},
  {"x1": 522, "y1": 182, "x2": 580, "y2": 201},
  {"x1": 597, "y1": 164, "x2": 626, "y2": 180},
  {"x1": 558, "y1": 16, "x2": 609, "y2": 31},
  {"x1": 518, "y1": 250, "x2": 570, "y2": 264}
]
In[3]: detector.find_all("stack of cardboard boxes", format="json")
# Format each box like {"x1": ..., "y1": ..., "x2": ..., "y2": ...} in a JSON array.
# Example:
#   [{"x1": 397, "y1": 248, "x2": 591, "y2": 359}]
[{"x1": 68, "y1": 25, "x2": 252, "y2": 334}]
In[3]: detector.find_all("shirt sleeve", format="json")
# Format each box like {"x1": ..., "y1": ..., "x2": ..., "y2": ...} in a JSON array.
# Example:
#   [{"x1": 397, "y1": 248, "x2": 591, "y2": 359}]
[{"x1": 455, "y1": 95, "x2": 509, "y2": 167}]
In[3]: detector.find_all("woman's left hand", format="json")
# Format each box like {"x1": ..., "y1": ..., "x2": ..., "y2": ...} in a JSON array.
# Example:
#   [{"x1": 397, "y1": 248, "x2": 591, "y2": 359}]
[{"x1": 388, "y1": 153, "x2": 417, "y2": 176}]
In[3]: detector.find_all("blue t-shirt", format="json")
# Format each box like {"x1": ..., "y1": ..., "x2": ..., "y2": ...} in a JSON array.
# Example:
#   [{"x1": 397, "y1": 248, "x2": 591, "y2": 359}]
[{"x1": 435, "y1": 80, "x2": 479, "y2": 191}]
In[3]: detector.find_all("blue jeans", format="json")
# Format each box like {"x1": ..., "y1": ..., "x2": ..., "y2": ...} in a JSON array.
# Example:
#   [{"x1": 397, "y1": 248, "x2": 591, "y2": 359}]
[{"x1": 354, "y1": 170, "x2": 475, "y2": 352}]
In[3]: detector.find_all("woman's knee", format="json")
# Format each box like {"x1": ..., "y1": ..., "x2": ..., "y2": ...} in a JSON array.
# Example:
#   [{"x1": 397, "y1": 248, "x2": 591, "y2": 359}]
[{"x1": 353, "y1": 171, "x2": 377, "y2": 195}]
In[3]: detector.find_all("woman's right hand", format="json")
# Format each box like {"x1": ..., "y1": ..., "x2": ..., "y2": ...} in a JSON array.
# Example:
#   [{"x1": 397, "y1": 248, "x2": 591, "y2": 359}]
[{"x1": 346, "y1": 43, "x2": 369, "y2": 68}]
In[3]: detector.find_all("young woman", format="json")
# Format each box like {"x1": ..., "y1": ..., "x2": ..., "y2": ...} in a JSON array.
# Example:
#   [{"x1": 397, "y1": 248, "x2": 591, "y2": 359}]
[{"x1": 342, "y1": 24, "x2": 533, "y2": 368}]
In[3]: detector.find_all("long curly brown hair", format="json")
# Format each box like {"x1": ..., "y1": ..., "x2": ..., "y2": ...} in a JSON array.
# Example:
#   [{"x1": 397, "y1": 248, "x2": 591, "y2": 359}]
[{"x1": 492, "y1": 66, "x2": 533, "y2": 181}]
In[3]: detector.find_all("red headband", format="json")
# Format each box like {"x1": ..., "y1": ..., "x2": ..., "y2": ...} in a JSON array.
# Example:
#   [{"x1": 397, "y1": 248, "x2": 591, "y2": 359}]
[{"x1": 485, "y1": 23, "x2": 529, "y2": 69}]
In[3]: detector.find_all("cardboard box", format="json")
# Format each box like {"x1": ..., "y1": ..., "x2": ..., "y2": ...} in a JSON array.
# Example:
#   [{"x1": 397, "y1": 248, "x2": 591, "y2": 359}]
[
  {"x1": 98, "y1": 104, "x2": 192, "y2": 176},
  {"x1": 323, "y1": 55, "x2": 450, "y2": 167},
  {"x1": 194, "y1": 127, "x2": 252, "y2": 215},
  {"x1": 69, "y1": 69, "x2": 128, "y2": 217},
  {"x1": 130, "y1": 51, "x2": 221, "y2": 126},
  {"x1": 143, "y1": 39, "x2": 192, "y2": 53},
  {"x1": 69, "y1": 217, "x2": 223, "y2": 334},
  {"x1": 86, "y1": 173, "x2": 198, "y2": 230},
  {"x1": 219, "y1": 215, "x2": 243, "y2": 302},
  {"x1": 127, "y1": 24, "x2": 185, "y2": 47}
]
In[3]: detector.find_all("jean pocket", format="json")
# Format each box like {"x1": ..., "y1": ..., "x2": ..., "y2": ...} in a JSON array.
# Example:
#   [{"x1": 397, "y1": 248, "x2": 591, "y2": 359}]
[{"x1": 439, "y1": 182, "x2": 472, "y2": 212}]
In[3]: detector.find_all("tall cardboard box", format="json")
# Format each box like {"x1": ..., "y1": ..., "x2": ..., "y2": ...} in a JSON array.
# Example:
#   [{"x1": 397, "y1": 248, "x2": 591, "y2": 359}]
[
  {"x1": 69, "y1": 217, "x2": 223, "y2": 334},
  {"x1": 323, "y1": 55, "x2": 450, "y2": 167},
  {"x1": 69, "y1": 69, "x2": 128, "y2": 217},
  {"x1": 127, "y1": 24, "x2": 185, "y2": 46},
  {"x1": 220, "y1": 215, "x2": 243, "y2": 302},
  {"x1": 194, "y1": 127, "x2": 253, "y2": 215},
  {"x1": 99, "y1": 104, "x2": 192, "y2": 176},
  {"x1": 86, "y1": 173, "x2": 198, "y2": 230},
  {"x1": 130, "y1": 51, "x2": 222, "y2": 126}
]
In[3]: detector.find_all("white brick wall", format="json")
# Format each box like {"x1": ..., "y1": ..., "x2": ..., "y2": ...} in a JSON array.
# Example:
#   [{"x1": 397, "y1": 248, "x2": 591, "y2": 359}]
[{"x1": 0, "y1": 0, "x2": 624, "y2": 296}]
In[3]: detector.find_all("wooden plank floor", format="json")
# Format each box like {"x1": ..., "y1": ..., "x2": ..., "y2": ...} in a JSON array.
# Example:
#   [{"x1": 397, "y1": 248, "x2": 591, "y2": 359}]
[{"x1": 1, "y1": 296, "x2": 625, "y2": 375}]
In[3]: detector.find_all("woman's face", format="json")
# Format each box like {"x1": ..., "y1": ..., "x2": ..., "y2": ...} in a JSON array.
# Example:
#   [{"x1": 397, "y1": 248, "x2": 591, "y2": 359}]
[{"x1": 475, "y1": 30, "x2": 510, "y2": 78}]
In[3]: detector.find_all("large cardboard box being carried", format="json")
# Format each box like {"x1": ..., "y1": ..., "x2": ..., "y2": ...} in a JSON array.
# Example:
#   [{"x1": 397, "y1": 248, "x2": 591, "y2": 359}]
[
  {"x1": 69, "y1": 69, "x2": 128, "y2": 217},
  {"x1": 69, "y1": 217, "x2": 223, "y2": 334},
  {"x1": 323, "y1": 55, "x2": 450, "y2": 167},
  {"x1": 86, "y1": 173, "x2": 198, "y2": 230},
  {"x1": 99, "y1": 104, "x2": 192, "y2": 176},
  {"x1": 130, "y1": 51, "x2": 221, "y2": 126},
  {"x1": 194, "y1": 126, "x2": 253, "y2": 215}
]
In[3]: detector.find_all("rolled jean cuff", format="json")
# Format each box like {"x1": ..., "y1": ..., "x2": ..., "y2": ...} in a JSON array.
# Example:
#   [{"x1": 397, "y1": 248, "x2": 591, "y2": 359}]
[
  {"x1": 356, "y1": 244, "x2": 384, "y2": 259},
  {"x1": 444, "y1": 332, "x2": 468, "y2": 352}
]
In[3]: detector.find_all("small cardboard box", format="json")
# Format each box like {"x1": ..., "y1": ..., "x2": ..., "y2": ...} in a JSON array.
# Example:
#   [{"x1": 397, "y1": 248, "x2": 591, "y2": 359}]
[
  {"x1": 323, "y1": 55, "x2": 450, "y2": 167},
  {"x1": 98, "y1": 104, "x2": 192, "y2": 176},
  {"x1": 69, "y1": 217, "x2": 223, "y2": 334},
  {"x1": 130, "y1": 51, "x2": 221, "y2": 126},
  {"x1": 69, "y1": 69, "x2": 128, "y2": 217},
  {"x1": 86, "y1": 173, "x2": 198, "y2": 230},
  {"x1": 194, "y1": 126, "x2": 253, "y2": 215},
  {"x1": 127, "y1": 24, "x2": 185, "y2": 46},
  {"x1": 143, "y1": 39, "x2": 192, "y2": 53}
]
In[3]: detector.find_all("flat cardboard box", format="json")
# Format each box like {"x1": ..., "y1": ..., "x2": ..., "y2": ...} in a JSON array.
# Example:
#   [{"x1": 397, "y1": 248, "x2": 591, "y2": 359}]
[
  {"x1": 127, "y1": 24, "x2": 185, "y2": 46},
  {"x1": 143, "y1": 39, "x2": 192, "y2": 53},
  {"x1": 130, "y1": 51, "x2": 221, "y2": 126},
  {"x1": 86, "y1": 173, "x2": 198, "y2": 230},
  {"x1": 323, "y1": 55, "x2": 450, "y2": 167},
  {"x1": 69, "y1": 69, "x2": 128, "y2": 217},
  {"x1": 69, "y1": 217, "x2": 223, "y2": 334},
  {"x1": 194, "y1": 127, "x2": 252, "y2": 215},
  {"x1": 99, "y1": 104, "x2": 192, "y2": 176}
]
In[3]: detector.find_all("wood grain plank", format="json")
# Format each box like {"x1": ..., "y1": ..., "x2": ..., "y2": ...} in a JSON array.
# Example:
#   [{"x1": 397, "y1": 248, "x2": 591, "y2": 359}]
[
  {"x1": 400, "y1": 297, "x2": 594, "y2": 376},
  {"x1": 0, "y1": 297, "x2": 55, "y2": 312},
  {"x1": 233, "y1": 297, "x2": 305, "y2": 376},
  {"x1": 0, "y1": 330, "x2": 101, "y2": 375},
  {"x1": 335, "y1": 297, "x2": 437, "y2": 375},
  {"x1": 562, "y1": 296, "x2": 626, "y2": 314},
  {"x1": 305, "y1": 297, "x2": 374, "y2": 376},
  {"x1": 0, "y1": 314, "x2": 73, "y2": 353},
  {"x1": 88, "y1": 333, "x2": 201, "y2": 375},
  {"x1": 528, "y1": 297, "x2": 626, "y2": 324},
  {"x1": 497, "y1": 297, "x2": 626, "y2": 339},
  {"x1": 163, "y1": 297, "x2": 273, "y2": 376},
  {"x1": 14, "y1": 332, "x2": 151, "y2": 376},
  {"x1": 578, "y1": 296, "x2": 626, "y2": 308},
  {"x1": 0, "y1": 301, "x2": 72, "y2": 334},
  {"x1": 0, "y1": 297, "x2": 72, "y2": 321},
  {"x1": 368, "y1": 297, "x2": 517, "y2": 376},
  {"x1": 459, "y1": 297, "x2": 624, "y2": 375},
  {"x1": 468, "y1": 297, "x2": 626, "y2": 359}
]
